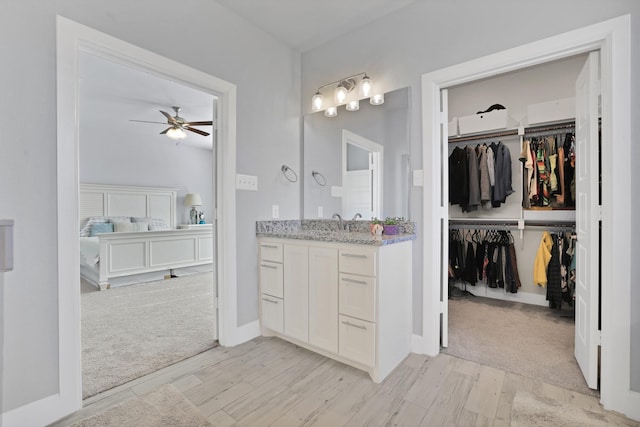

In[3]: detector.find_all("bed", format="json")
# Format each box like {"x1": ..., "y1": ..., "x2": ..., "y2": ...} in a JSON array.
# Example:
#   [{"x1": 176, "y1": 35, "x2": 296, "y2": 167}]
[{"x1": 79, "y1": 183, "x2": 213, "y2": 290}]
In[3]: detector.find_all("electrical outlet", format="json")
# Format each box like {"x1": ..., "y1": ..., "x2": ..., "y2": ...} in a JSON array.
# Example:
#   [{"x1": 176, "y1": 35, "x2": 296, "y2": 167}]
[
  {"x1": 272, "y1": 205, "x2": 279, "y2": 219},
  {"x1": 236, "y1": 174, "x2": 258, "y2": 191},
  {"x1": 317, "y1": 206, "x2": 323, "y2": 218}
]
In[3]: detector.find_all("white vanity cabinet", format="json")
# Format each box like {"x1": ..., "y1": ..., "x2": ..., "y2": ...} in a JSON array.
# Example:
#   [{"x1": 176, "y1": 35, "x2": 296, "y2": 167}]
[
  {"x1": 259, "y1": 242, "x2": 284, "y2": 333},
  {"x1": 258, "y1": 237, "x2": 412, "y2": 383}
]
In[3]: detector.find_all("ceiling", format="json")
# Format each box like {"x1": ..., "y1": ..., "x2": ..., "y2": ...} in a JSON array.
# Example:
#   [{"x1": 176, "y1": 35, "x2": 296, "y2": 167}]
[
  {"x1": 215, "y1": 0, "x2": 419, "y2": 52},
  {"x1": 78, "y1": 2, "x2": 418, "y2": 150},
  {"x1": 79, "y1": 52, "x2": 215, "y2": 151}
]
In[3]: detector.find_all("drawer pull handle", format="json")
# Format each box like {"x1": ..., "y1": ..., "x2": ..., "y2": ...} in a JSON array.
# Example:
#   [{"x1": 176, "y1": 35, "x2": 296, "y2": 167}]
[
  {"x1": 342, "y1": 320, "x2": 367, "y2": 330},
  {"x1": 262, "y1": 298, "x2": 279, "y2": 304},
  {"x1": 342, "y1": 253, "x2": 367, "y2": 259},
  {"x1": 261, "y1": 264, "x2": 278, "y2": 269},
  {"x1": 262, "y1": 244, "x2": 279, "y2": 249},
  {"x1": 342, "y1": 277, "x2": 367, "y2": 285}
]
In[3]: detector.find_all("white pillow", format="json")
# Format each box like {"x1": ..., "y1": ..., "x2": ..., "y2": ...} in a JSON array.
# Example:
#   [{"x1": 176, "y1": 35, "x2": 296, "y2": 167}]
[{"x1": 114, "y1": 222, "x2": 135, "y2": 232}]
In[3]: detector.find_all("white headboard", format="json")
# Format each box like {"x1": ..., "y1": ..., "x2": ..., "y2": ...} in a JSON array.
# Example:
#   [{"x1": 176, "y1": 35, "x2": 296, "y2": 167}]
[{"x1": 80, "y1": 183, "x2": 178, "y2": 229}]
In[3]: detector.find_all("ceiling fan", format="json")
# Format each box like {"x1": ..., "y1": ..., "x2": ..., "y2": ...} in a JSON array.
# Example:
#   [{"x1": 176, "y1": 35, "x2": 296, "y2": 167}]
[{"x1": 130, "y1": 106, "x2": 213, "y2": 139}]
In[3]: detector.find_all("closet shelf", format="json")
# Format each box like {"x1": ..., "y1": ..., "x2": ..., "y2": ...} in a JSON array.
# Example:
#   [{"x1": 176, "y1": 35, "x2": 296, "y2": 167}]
[{"x1": 448, "y1": 119, "x2": 575, "y2": 144}]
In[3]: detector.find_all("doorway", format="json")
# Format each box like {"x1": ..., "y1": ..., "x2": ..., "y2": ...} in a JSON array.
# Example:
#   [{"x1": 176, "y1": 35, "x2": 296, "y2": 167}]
[
  {"x1": 55, "y1": 16, "x2": 238, "y2": 420},
  {"x1": 440, "y1": 53, "x2": 596, "y2": 395},
  {"x1": 77, "y1": 51, "x2": 219, "y2": 399},
  {"x1": 420, "y1": 15, "x2": 633, "y2": 417}
]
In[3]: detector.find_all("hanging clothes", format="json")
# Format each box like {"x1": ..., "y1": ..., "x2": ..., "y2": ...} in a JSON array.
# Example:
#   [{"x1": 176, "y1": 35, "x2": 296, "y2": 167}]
[
  {"x1": 533, "y1": 231, "x2": 553, "y2": 286},
  {"x1": 448, "y1": 141, "x2": 513, "y2": 212},
  {"x1": 546, "y1": 234, "x2": 563, "y2": 309}
]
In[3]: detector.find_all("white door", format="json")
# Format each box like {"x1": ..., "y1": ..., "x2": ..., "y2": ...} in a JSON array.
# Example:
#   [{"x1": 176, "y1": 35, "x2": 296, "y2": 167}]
[
  {"x1": 574, "y1": 50, "x2": 600, "y2": 390},
  {"x1": 343, "y1": 169, "x2": 373, "y2": 219},
  {"x1": 440, "y1": 89, "x2": 450, "y2": 348}
]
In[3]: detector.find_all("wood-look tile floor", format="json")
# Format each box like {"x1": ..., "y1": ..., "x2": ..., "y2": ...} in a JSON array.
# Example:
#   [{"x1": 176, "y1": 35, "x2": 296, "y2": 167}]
[{"x1": 52, "y1": 336, "x2": 638, "y2": 426}]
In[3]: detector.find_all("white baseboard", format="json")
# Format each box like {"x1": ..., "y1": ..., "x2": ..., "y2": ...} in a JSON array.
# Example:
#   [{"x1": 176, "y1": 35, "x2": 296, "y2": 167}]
[
  {"x1": 225, "y1": 319, "x2": 260, "y2": 347},
  {"x1": 452, "y1": 282, "x2": 548, "y2": 306},
  {"x1": 411, "y1": 333, "x2": 432, "y2": 355}
]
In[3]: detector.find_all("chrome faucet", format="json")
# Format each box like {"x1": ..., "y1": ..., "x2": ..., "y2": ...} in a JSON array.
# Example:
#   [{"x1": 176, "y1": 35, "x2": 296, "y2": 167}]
[
  {"x1": 352, "y1": 213, "x2": 362, "y2": 220},
  {"x1": 332, "y1": 213, "x2": 344, "y2": 230}
]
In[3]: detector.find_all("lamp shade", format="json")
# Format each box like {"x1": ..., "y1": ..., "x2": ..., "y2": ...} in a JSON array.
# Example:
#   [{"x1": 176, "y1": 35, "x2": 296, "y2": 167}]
[
  {"x1": 312, "y1": 92, "x2": 324, "y2": 112},
  {"x1": 167, "y1": 126, "x2": 186, "y2": 140},
  {"x1": 324, "y1": 106, "x2": 338, "y2": 117},
  {"x1": 370, "y1": 93, "x2": 385, "y2": 105},
  {"x1": 334, "y1": 84, "x2": 348, "y2": 104},
  {"x1": 184, "y1": 193, "x2": 203, "y2": 206},
  {"x1": 359, "y1": 76, "x2": 373, "y2": 98}
]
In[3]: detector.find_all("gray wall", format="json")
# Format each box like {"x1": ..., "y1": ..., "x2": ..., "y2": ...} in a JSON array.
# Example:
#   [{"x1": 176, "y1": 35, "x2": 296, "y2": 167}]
[
  {"x1": 0, "y1": 0, "x2": 300, "y2": 412},
  {"x1": 301, "y1": 0, "x2": 640, "y2": 391}
]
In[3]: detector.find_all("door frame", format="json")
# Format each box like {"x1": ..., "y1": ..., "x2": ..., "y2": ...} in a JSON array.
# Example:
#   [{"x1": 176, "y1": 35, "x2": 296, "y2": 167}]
[
  {"x1": 2, "y1": 17, "x2": 239, "y2": 426},
  {"x1": 420, "y1": 15, "x2": 635, "y2": 419}
]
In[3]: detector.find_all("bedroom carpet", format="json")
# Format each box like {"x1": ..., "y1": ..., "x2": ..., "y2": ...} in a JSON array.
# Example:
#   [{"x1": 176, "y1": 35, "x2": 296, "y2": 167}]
[
  {"x1": 82, "y1": 273, "x2": 216, "y2": 399},
  {"x1": 442, "y1": 295, "x2": 597, "y2": 397},
  {"x1": 71, "y1": 384, "x2": 212, "y2": 427}
]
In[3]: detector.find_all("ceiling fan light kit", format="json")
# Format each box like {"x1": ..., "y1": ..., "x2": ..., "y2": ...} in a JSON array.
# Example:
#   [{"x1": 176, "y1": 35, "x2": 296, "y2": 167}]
[{"x1": 130, "y1": 105, "x2": 213, "y2": 142}]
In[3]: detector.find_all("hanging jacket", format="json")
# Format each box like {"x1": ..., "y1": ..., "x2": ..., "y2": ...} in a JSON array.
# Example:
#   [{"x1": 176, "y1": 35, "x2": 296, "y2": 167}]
[{"x1": 533, "y1": 231, "x2": 553, "y2": 287}]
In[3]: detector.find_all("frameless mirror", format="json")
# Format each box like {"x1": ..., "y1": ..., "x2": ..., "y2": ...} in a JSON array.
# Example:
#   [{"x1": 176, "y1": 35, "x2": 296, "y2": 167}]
[{"x1": 303, "y1": 87, "x2": 411, "y2": 220}]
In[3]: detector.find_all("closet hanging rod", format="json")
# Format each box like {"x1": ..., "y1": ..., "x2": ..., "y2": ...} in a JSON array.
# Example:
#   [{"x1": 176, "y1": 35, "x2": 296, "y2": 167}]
[
  {"x1": 448, "y1": 120, "x2": 577, "y2": 144},
  {"x1": 448, "y1": 129, "x2": 519, "y2": 144}
]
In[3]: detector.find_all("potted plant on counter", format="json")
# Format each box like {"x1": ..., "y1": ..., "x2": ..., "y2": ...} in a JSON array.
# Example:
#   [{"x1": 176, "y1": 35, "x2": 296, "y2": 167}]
[
  {"x1": 383, "y1": 217, "x2": 403, "y2": 235},
  {"x1": 370, "y1": 218, "x2": 383, "y2": 235}
]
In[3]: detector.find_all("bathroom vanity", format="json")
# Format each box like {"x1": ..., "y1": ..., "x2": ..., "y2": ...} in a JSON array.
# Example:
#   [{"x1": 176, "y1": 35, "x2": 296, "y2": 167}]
[{"x1": 256, "y1": 220, "x2": 415, "y2": 382}]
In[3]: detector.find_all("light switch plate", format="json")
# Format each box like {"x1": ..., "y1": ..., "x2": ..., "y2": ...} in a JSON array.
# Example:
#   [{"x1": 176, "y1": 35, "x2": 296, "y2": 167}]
[
  {"x1": 317, "y1": 206, "x2": 323, "y2": 218},
  {"x1": 331, "y1": 186, "x2": 343, "y2": 197},
  {"x1": 236, "y1": 174, "x2": 258, "y2": 191},
  {"x1": 272, "y1": 205, "x2": 279, "y2": 219}
]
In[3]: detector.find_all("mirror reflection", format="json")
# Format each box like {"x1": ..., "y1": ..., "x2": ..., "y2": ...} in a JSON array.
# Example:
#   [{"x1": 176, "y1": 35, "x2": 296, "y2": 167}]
[{"x1": 303, "y1": 87, "x2": 411, "y2": 220}]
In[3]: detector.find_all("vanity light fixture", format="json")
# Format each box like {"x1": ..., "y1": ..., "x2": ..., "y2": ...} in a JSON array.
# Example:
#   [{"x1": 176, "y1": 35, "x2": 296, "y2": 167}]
[{"x1": 311, "y1": 72, "x2": 384, "y2": 117}]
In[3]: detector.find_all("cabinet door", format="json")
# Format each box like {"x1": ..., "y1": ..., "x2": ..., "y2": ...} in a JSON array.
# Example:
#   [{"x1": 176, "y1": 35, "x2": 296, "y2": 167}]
[
  {"x1": 339, "y1": 273, "x2": 376, "y2": 322},
  {"x1": 284, "y1": 244, "x2": 309, "y2": 342},
  {"x1": 339, "y1": 315, "x2": 376, "y2": 367},
  {"x1": 308, "y1": 246, "x2": 339, "y2": 353},
  {"x1": 260, "y1": 261, "x2": 283, "y2": 298},
  {"x1": 261, "y1": 294, "x2": 284, "y2": 333}
]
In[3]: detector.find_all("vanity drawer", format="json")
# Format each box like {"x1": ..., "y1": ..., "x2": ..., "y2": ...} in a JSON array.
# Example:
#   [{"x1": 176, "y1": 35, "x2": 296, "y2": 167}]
[
  {"x1": 339, "y1": 315, "x2": 376, "y2": 367},
  {"x1": 339, "y1": 248, "x2": 376, "y2": 276},
  {"x1": 339, "y1": 273, "x2": 376, "y2": 322},
  {"x1": 259, "y1": 261, "x2": 283, "y2": 298},
  {"x1": 260, "y1": 241, "x2": 283, "y2": 263},
  {"x1": 261, "y1": 294, "x2": 284, "y2": 333}
]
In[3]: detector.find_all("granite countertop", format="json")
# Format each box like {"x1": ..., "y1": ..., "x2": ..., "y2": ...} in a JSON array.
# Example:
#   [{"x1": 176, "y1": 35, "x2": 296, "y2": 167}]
[{"x1": 256, "y1": 220, "x2": 416, "y2": 246}]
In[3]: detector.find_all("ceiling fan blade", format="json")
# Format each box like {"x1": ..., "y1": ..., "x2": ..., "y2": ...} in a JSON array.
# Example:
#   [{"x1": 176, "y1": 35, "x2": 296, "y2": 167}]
[
  {"x1": 159, "y1": 110, "x2": 177, "y2": 124},
  {"x1": 185, "y1": 126, "x2": 210, "y2": 137},
  {"x1": 183, "y1": 121, "x2": 213, "y2": 126},
  {"x1": 129, "y1": 119, "x2": 167, "y2": 124},
  {"x1": 160, "y1": 127, "x2": 171, "y2": 135}
]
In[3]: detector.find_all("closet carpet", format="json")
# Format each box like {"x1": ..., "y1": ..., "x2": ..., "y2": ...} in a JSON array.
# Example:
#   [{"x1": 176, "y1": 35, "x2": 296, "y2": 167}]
[
  {"x1": 443, "y1": 295, "x2": 596, "y2": 397},
  {"x1": 81, "y1": 273, "x2": 217, "y2": 399}
]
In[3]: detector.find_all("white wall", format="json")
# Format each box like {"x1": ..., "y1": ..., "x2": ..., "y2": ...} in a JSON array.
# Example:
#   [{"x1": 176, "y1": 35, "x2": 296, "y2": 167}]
[
  {"x1": 0, "y1": 0, "x2": 300, "y2": 412},
  {"x1": 301, "y1": 1, "x2": 640, "y2": 391}
]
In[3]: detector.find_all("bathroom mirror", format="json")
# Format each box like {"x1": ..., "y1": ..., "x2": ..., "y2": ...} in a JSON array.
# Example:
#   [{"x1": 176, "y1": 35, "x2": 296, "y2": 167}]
[{"x1": 303, "y1": 87, "x2": 410, "y2": 220}]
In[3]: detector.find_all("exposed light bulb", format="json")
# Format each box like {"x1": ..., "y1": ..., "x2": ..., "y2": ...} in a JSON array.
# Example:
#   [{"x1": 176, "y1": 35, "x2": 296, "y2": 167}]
[
  {"x1": 166, "y1": 126, "x2": 187, "y2": 140},
  {"x1": 312, "y1": 91, "x2": 324, "y2": 112},
  {"x1": 324, "y1": 106, "x2": 338, "y2": 117},
  {"x1": 334, "y1": 84, "x2": 348, "y2": 104},
  {"x1": 370, "y1": 93, "x2": 385, "y2": 106},
  {"x1": 346, "y1": 99, "x2": 360, "y2": 111},
  {"x1": 359, "y1": 76, "x2": 373, "y2": 98}
]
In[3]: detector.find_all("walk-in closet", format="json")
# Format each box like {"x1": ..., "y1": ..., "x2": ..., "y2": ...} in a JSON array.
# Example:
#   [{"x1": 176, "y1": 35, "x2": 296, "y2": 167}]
[{"x1": 442, "y1": 52, "x2": 600, "y2": 396}]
